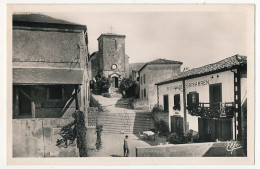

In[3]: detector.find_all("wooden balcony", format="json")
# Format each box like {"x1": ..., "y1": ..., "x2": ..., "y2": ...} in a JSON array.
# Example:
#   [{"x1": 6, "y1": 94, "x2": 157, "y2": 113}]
[{"x1": 187, "y1": 102, "x2": 235, "y2": 118}]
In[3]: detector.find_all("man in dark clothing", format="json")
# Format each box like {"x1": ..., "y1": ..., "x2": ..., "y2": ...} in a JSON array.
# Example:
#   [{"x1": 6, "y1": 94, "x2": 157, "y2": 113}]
[{"x1": 123, "y1": 135, "x2": 129, "y2": 157}]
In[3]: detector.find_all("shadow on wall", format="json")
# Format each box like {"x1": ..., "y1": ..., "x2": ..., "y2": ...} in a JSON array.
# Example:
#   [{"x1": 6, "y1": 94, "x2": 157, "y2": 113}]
[{"x1": 115, "y1": 97, "x2": 134, "y2": 109}]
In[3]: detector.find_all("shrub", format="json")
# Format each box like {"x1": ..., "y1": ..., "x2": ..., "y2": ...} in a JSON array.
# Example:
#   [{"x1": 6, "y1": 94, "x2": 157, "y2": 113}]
[
  {"x1": 151, "y1": 104, "x2": 164, "y2": 121},
  {"x1": 167, "y1": 133, "x2": 187, "y2": 144},
  {"x1": 56, "y1": 111, "x2": 88, "y2": 157},
  {"x1": 96, "y1": 77, "x2": 111, "y2": 94},
  {"x1": 102, "y1": 93, "x2": 111, "y2": 98},
  {"x1": 119, "y1": 78, "x2": 137, "y2": 98},
  {"x1": 155, "y1": 119, "x2": 169, "y2": 136},
  {"x1": 95, "y1": 125, "x2": 103, "y2": 150},
  {"x1": 151, "y1": 104, "x2": 164, "y2": 114}
]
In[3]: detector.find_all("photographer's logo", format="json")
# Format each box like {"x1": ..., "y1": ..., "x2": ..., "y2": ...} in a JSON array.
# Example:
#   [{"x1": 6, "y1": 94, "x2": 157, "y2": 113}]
[{"x1": 226, "y1": 140, "x2": 242, "y2": 154}]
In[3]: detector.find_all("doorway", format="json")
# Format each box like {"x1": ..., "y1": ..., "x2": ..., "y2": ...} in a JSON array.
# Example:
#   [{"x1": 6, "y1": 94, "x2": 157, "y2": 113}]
[
  {"x1": 112, "y1": 77, "x2": 119, "y2": 88},
  {"x1": 18, "y1": 86, "x2": 32, "y2": 117}
]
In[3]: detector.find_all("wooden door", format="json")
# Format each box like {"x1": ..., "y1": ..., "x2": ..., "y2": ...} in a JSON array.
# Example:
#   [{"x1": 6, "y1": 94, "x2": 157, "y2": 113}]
[
  {"x1": 218, "y1": 118, "x2": 232, "y2": 141},
  {"x1": 171, "y1": 116, "x2": 184, "y2": 135}
]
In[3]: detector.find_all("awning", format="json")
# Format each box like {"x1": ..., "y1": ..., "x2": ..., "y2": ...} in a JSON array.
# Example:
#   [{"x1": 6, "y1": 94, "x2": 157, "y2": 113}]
[{"x1": 13, "y1": 68, "x2": 84, "y2": 85}]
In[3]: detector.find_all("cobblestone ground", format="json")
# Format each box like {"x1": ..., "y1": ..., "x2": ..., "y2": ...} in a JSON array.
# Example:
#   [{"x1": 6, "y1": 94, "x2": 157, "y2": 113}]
[
  {"x1": 89, "y1": 90, "x2": 165, "y2": 157},
  {"x1": 89, "y1": 134, "x2": 151, "y2": 157}
]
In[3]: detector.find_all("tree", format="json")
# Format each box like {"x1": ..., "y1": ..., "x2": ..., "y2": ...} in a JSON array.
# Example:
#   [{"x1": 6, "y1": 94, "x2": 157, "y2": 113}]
[
  {"x1": 96, "y1": 77, "x2": 111, "y2": 94},
  {"x1": 119, "y1": 78, "x2": 137, "y2": 98}
]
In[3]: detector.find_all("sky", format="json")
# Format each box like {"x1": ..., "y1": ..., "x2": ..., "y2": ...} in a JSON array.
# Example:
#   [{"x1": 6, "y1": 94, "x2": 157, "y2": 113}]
[{"x1": 44, "y1": 11, "x2": 248, "y2": 70}]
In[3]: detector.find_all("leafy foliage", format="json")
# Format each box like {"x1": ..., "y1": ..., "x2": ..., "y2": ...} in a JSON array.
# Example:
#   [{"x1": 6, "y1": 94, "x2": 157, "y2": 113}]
[
  {"x1": 119, "y1": 78, "x2": 138, "y2": 98},
  {"x1": 154, "y1": 119, "x2": 169, "y2": 136},
  {"x1": 102, "y1": 92, "x2": 111, "y2": 98},
  {"x1": 95, "y1": 125, "x2": 103, "y2": 150},
  {"x1": 56, "y1": 111, "x2": 88, "y2": 157},
  {"x1": 167, "y1": 133, "x2": 187, "y2": 144},
  {"x1": 151, "y1": 104, "x2": 164, "y2": 122},
  {"x1": 96, "y1": 77, "x2": 111, "y2": 94}
]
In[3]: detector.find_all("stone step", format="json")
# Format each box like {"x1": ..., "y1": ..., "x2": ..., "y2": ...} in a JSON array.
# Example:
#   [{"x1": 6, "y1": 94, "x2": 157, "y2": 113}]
[{"x1": 97, "y1": 111, "x2": 155, "y2": 134}]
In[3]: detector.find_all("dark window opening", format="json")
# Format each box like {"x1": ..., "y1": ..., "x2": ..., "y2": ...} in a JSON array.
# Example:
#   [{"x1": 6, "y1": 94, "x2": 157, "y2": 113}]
[
  {"x1": 187, "y1": 92, "x2": 199, "y2": 107},
  {"x1": 173, "y1": 94, "x2": 181, "y2": 110},
  {"x1": 144, "y1": 74, "x2": 146, "y2": 84},
  {"x1": 209, "y1": 83, "x2": 222, "y2": 107},
  {"x1": 144, "y1": 88, "x2": 146, "y2": 98},
  {"x1": 163, "y1": 95, "x2": 169, "y2": 112},
  {"x1": 48, "y1": 85, "x2": 63, "y2": 100}
]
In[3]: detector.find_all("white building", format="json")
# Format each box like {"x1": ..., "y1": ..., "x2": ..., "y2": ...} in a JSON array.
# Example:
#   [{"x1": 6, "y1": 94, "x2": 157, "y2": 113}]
[{"x1": 156, "y1": 55, "x2": 247, "y2": 142}]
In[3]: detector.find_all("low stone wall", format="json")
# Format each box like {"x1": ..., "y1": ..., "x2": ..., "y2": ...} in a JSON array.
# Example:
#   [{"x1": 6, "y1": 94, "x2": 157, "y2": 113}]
[
  {"x1": 136, "y1": 142, "x2": 245, "y2": 157},
  {"x1": 133, "y1": 99, "x2": 149, "y2": 110},
  {"x1": 13, "y1": 118, "x2": 79, "y2": 157}
]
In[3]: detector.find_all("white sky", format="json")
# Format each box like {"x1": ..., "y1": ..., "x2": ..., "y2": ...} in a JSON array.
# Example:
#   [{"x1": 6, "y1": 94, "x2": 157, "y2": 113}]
[{"x1": 43, "y1": 11, "x2": 247, "y2": 69}]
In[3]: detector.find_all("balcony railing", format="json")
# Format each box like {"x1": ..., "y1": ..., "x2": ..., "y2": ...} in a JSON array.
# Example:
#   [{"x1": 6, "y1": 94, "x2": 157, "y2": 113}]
[{"x1": 187, "y1": 102, "x2": 235, "y2": 118}]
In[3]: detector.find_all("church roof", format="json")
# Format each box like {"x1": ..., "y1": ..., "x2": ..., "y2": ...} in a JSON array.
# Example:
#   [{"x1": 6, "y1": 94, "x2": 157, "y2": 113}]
[
  {"x1": 138, "y1": 58, "x2": 183, "y2": 73},
  {"x1": 13, "y1": 13, "x2": 87, "y2": 30},
  {"x1": 156, "y1": 54, "x2": 247, "y2": 85}
]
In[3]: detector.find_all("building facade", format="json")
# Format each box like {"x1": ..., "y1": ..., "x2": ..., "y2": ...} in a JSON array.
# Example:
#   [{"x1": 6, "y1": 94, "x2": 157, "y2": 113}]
[
  {"x1": 12, "y1": 14, "x2": 90, "y2": 157},
  {"x1": 138, "y1": 59, "x2": 182, "y2": 109},
  {"x1": 156, "y1": 55, "x2": 247, "y2": 144},
  {"x1": 90, "y1": 33, "x2": 129, "y2": 88}
]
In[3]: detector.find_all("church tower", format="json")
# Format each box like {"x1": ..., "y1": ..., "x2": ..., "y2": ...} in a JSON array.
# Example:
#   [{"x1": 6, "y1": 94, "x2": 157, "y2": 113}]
[{"x1": 95, "y1": 33, "x2": 129, "y2": 88}]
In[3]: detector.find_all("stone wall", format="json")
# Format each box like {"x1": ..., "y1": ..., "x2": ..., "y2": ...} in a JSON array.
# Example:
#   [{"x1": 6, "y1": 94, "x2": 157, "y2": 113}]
[
  {"x1": 132, "y1": 99, "x2": 149, "y2": 110},
  {"x1": 13, "y1": 118, "x2": 78, "y2": 157},
  {"x1": 13, "y1": 29, "x2": 85, "y2": 68},
  {"x1": 136, "y1": 142, "x2": 245, "y2": 157},
  {"x1": 139, "y1": 64, "x2": 182, "y2": 109}
]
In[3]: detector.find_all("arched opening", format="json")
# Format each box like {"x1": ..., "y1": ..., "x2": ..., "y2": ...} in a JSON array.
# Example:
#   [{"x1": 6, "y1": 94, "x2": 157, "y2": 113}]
[{"x1": 111, "y1": 76, "x2": 119, "y2": 88}]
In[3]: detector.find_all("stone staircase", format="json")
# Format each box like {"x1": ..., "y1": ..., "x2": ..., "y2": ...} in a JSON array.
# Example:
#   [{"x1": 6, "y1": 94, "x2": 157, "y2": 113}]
[{"x1": 97, "y1": 111, "x2": 155, "y2": 134}]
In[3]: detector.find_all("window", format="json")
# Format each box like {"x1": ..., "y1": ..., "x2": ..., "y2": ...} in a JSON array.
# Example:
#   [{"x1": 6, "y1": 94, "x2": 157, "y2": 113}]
[
  {"x1": 47, "y1": 85, "x2": 64, "y2": 100},
  {"x1": 137, "y1": 77, "x2": 139, "y2": 81},
  {"x1": 143, "y1": 74, "x2": 146, "y2": 84},
  {"x1": 163, "y1": 95, "x2": 169, "y2": 112},
  {"x1": 187, "y1": 92, "x2": 199, "y2": 107},
  {"x1": 209, "y1": 83, "x2": 222, "y2": 107},
  {"x1": 141, "y1": 76, "x2": 142, "y2": 85},
  {"x1": 144, "y1": 88, "x2": 146, "y2": 98},
  {"x1": 173, "y1": 94, "x2": 181, "y2": 110}
]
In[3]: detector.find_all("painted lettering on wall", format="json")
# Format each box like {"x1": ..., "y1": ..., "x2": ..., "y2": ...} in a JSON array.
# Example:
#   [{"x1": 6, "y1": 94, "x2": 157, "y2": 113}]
[
  {"x1": 166, "y1": 79, "x2": 209, "y2": 90},
  {"x1": 167, "y1": 84, "x2": 183, "y2": 90},
  {"x1": 185, "y1": 80, "x2": 209, "y2": 88}
]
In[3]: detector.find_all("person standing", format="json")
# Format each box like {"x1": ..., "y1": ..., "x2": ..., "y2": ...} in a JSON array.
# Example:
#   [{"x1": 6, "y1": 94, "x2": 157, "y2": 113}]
[{"x1": 123, "y1": 135, "x2": 129, "y2": 157}]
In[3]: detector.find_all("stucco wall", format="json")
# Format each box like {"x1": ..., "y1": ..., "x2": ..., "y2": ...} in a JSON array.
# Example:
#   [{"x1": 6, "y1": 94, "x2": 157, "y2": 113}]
[
  {"x1": 139, "y1": 64, "x2": 181, "y2": 109},
  {"x1": 13, "y1": 118, "x2": 78, "y2": 157},
  {"x1": 158, "y1": 70, "x2": 235, "y2": 132}
]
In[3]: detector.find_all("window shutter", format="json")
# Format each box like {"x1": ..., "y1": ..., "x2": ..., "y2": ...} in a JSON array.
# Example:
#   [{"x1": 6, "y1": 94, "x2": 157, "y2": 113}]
[
  {"x1": 187, "y1": 93, "x2": 192, "y2": 106},
  {"x1": 195, "y1": 93, "x2": 199, "y2": 105}
]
